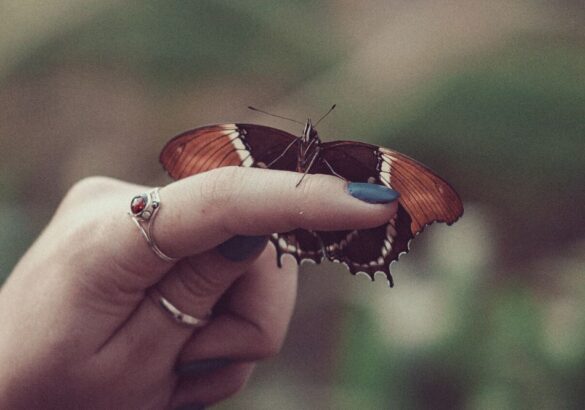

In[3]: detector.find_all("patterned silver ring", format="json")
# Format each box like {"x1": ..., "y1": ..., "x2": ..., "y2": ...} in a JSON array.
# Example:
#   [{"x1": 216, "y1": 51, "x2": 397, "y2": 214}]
[{"x1": 129, "y1": 187, "x2": 179, "y2": 263}]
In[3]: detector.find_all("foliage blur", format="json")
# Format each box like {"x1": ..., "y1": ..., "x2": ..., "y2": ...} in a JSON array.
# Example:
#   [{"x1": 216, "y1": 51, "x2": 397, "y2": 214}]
[{"x1": 1, "y1": 1, "x2": 584, "y2": 408}]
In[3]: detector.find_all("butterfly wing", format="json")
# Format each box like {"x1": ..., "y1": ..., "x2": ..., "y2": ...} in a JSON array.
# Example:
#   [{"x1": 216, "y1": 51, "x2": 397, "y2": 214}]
[
  {"x1": 159, "y1": 123, "x2": 298, "y2": 178},
  {"x1": 159, "y1": 123, "x2": 326, "y2": 264},
  {"x1": 377, "y1": 147, "x2": 463, "y2": 231},
  {"x1": 271, "y1": 229, "x2": 325, "y2": 266},
  {"x1": 314, "y1": 141, "x2": 463, "y2": 284}
]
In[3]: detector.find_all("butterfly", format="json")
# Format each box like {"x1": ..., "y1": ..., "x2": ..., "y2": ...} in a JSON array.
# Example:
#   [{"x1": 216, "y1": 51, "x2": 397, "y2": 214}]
[{"x1": 159, "y1": 113, "x2": 463, "y2": 286}]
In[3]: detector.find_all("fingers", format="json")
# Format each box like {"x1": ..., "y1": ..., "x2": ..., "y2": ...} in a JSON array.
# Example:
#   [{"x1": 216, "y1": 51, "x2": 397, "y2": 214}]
[
  {"x1": 19, "y1": 168, "x2": 396, "y2": 407},
  {"x1": 102, "y1": 241, "x2": 270, "y2": 357},
  {"x1": 177, "y1": 246, "x2": 297, "y2": 362},
  {"x1": 171, "y1": 248, "x2": 298, "y2": 407},
  {"x1": 99, "y1": 243, "x2": 297, "y2": 407}
]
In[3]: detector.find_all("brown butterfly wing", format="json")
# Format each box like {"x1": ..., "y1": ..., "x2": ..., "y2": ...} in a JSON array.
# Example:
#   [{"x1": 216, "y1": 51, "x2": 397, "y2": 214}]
[
  {"x1": 159, "y1": 123, "x2": 298, "y2": 178},
  {"x1": 314, "y1": 141, "x2": 463, "y2": 284},
  {"x1": 378, "y1": 147, "x2": 463, "y2": 232}
]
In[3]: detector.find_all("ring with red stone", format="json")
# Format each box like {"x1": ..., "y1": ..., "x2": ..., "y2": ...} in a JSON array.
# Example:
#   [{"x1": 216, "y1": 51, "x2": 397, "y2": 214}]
[{"x1": 129, "y1": 187, "x2": 179, "y2": 263}]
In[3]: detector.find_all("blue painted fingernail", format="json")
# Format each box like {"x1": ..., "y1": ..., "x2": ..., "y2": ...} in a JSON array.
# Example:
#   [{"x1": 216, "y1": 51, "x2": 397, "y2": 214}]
[
  {"x1": 218, "y1": 235, "x2": 269, "y2": 262},
  {"x1": 175, "y1": 358, "x2": 231, "y2": 376},
  {"x1": 175, "y1": 404, "x2": 205, "y2": 410},
  {"x1": 348, "y1": 182, "x2": 400, "y2": 204}
]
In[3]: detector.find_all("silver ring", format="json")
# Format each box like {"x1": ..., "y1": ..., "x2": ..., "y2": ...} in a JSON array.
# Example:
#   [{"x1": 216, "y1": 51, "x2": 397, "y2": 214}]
[
  {"x1": 150, "y1": 289, "x2": 211, "y2": 328},
  {"x1": 129, "y1": 187, "x2": 179, "y2": 263}
]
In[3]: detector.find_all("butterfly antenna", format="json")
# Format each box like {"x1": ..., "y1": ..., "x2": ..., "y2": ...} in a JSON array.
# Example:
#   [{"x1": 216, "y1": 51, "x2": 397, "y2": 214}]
[
  {"x1": 315, "y1": 104, "x2": 336, "y2": 126},
  {"x1": 248, "y1": 106, "x2": 304, "y2": 125}
]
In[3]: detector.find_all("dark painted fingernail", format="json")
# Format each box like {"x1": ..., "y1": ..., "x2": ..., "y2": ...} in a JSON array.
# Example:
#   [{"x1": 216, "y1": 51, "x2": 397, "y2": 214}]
[
  {"x1": 348, "y1": 182, "x2": 400, "y2": 204},
  {"x1": 218, "y1": 235, "x2": 269, "y2": 262},
  {"x1": 175, "y1": 404, "x2": 205, "y2": 410},
  {"x1": 175, "y1": 358, "x2": 232, "y2": 376}
]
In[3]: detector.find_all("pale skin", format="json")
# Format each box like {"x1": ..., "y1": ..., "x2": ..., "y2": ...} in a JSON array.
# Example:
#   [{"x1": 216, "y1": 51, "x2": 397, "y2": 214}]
[{"x1": 0, "y1": 166, "x2": 398, "y2": 409}]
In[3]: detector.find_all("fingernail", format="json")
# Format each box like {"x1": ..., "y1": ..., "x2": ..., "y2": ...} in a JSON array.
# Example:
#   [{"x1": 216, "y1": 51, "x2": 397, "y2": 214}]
[
  {"x1": 175, "y1": 358, "x2": 231, "y2": 376},
  {"x1": 218, "y1": 235, "x2": 269, "y2": 262},
  {"x1": 175, "y1": 404, "x2": 205, "y2": 410},
  {"x1": 348, "y1": 182, "x2": 400, "y2": 204}
]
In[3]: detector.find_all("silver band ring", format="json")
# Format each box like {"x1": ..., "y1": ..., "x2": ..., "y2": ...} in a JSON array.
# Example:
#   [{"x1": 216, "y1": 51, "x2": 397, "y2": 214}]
[
  {"x1": 150, "y1": 289, "x2": 211, "y2": 328},
  {"x1": 129, "y1": 187, "x2": 179, "y2": 263}
]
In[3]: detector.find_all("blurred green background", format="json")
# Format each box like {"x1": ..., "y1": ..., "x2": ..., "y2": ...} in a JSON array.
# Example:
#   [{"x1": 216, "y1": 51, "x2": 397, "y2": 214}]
[{"x1": 1, "y1": 1, "x2": 584, "y2": 408}]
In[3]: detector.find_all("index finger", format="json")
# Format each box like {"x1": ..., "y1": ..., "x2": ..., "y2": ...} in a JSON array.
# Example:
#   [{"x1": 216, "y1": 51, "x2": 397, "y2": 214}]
[{"x1": 115, "y1": 166, "x2": 398, "y2": 270}]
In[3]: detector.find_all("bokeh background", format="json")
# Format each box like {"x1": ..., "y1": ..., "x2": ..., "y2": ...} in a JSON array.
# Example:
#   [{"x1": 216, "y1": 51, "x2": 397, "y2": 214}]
[{"x1": 1, "y1": 1, "x2": 584, "y2": 408}]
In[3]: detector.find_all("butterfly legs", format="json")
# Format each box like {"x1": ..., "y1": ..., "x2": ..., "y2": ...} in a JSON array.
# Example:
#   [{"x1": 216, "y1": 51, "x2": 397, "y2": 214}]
[
  {"x1": 295, "y1": 149, "x2": 321, "y2": 187},
  {"x1": 322, "y1": 158, "x2": 347, "y2": 182},
  {"x1": 266, "y1": 138, "x2": 300, "y2": 168},
  {"x1": 295, "y1": 152, "x2": 346, "y2": 187}
]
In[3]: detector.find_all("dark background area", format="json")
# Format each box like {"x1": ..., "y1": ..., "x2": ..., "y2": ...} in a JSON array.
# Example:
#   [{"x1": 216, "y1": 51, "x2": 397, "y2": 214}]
[{"x1": 1, "y1": 1, "x2": 584, "y2": 408}]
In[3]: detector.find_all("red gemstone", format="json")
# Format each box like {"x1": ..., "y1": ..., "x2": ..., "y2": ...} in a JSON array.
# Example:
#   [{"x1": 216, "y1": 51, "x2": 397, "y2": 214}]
[{"x1": 130, "y1": 195, "x2": 147, "y2": 214}]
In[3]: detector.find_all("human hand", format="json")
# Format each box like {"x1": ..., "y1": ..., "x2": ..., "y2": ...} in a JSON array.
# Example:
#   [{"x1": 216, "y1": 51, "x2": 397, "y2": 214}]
[{"x1": 0, "y1": 166, "x2": 398, "y2": 409}]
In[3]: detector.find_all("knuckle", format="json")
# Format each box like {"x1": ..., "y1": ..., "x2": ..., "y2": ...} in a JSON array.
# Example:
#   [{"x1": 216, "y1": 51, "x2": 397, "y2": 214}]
[
  {"x1": 197, "y1": 167, "x2": 241, "y2": 209},
  {"x1": 63, "y1": 176, "x2": 118, "y2": 205},
  {"x1": 53, "y1": 177, "x2": 121, "y2": 260},
  {"x1": 288, "y1": 173, "x2": 328, "y2": 229},
  {"x1": 177, "y1": 261, "x2": 224, "y2": 299},
  {"x1": 301, "y1": 173, "x2": 333, "y2": 199}
]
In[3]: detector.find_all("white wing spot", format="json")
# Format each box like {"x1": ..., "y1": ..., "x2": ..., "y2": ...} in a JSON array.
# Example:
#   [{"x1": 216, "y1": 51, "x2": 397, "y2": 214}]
[
  {"x1": 380, "y1": 150, "x2": 392, "y2": 185},
  {"x1": 386, "y1": 223, "x2": 397, "y2": 238},
  {"x1": 326, "y1": 230, "x2": 359, "y2": 252},
  {"x1": 224, "y1": 125, "x2": 254, "y2": 167}
]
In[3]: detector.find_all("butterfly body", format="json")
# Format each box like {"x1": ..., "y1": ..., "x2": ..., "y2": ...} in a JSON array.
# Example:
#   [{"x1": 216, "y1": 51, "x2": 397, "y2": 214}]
[
  {"x1": 160, "y1": 120, "x2": 463, "y2": 286},
  {"x1": 296, "y1": 119, "x2": 319, "y2": 172}
]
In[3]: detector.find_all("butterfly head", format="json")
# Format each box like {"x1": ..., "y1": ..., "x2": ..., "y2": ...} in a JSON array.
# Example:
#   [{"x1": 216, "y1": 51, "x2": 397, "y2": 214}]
[{"x1": 302, "y1": 118, "x2": 319, "y2": 144}]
